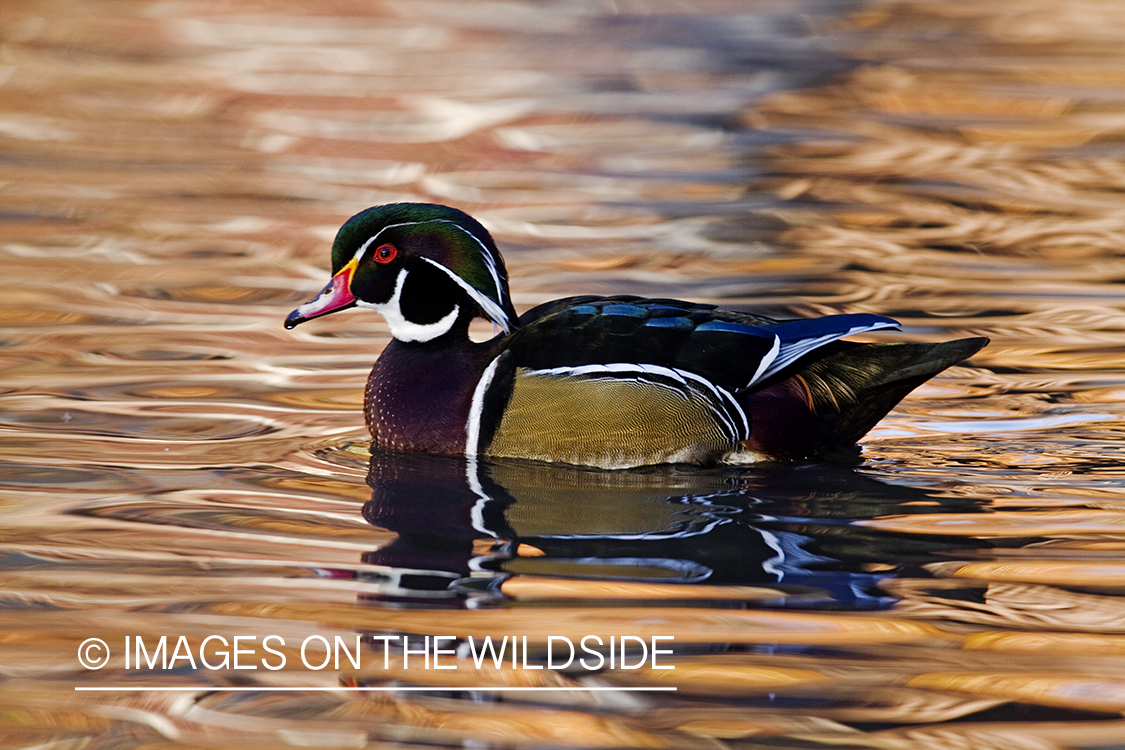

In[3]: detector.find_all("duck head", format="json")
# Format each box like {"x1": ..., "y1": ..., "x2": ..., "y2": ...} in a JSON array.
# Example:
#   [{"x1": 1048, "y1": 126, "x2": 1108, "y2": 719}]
[{"x1": 285, "y1": 203, "x2": 518, "y2": 342}]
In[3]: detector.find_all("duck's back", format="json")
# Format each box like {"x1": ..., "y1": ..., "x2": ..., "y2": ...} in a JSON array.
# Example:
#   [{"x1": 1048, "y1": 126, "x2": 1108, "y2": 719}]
[{"x1": 466, "y1": 296, "x2": 986, "y2": 468}]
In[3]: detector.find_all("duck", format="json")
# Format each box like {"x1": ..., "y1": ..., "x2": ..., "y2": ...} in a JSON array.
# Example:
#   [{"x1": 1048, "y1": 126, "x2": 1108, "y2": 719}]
[{"x1": 286, "y1": 203, "x2": 988, "y2": 469}]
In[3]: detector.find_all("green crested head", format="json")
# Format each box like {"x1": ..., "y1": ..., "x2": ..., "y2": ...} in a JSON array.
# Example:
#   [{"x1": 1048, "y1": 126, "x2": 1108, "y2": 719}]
[{"x1": 286, "y1": 203, "x2": 518, "y2": 342}]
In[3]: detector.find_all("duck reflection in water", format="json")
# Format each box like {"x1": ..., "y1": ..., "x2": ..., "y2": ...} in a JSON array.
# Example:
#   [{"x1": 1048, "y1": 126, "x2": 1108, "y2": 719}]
[{"x1": 360, "y1": 446, "x2": 981, "y2": 609}]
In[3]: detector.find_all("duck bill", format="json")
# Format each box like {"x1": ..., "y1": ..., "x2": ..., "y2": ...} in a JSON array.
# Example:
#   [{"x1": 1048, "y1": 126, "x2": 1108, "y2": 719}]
[{"x1": 285, "y1": 260, "x2": 358, "y2": 329}]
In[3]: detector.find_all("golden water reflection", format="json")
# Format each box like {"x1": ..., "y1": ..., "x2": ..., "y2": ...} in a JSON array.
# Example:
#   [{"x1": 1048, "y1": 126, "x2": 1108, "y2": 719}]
[{"x1": 2, "y1": 0, "x2": 1125, "y2": 748}]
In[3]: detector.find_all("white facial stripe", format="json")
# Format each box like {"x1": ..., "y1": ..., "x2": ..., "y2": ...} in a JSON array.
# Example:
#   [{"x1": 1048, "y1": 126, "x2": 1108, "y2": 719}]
[
  {"x1": 419, "y1": 256, "x2": 512, "y2": 334},
  {"x1": 351, "y1": 220, "x2": 427, "y2": 265},
  {"x1": 465, "y1": 354, "x2": 503, "y2": 457},
  {"x1": 352, "y1": 218, "x2": 512, "y2": 332},
  {"x1": 443, "y1": 222, "x2": 506, "y2": 316},
  {"x1": 357, "y1": 268, "x2": 460, "y2": 343}
]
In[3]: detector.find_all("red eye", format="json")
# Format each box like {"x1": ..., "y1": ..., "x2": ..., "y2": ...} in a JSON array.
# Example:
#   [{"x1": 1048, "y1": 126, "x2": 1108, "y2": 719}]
[{"x1": 374, "y1": 244, "x2": 397, "y2": 263}]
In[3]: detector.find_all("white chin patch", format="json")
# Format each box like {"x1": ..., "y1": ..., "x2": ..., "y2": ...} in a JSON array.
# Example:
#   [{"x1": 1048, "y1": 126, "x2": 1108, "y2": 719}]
[{"x1": 359, "y1": 268, "x2": 460, "y2": 343}]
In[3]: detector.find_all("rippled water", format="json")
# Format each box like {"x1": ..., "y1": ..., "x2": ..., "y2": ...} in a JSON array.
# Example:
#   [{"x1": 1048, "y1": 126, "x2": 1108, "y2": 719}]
[{"x1": 3, "y1": 0, "x2": 1125, "y2": 748}]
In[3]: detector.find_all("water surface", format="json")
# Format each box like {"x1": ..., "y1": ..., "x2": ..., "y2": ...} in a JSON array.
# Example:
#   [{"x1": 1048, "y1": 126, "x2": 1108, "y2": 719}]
[{"x1": 2, "y1": 1, "x2": 1124, "y2": 748}]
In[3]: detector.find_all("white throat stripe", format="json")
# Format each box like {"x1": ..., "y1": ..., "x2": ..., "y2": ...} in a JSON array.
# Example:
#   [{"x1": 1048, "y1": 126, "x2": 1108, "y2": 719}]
[{"x1": 358, "y1": 268, "x2": 460, "y2": 342}]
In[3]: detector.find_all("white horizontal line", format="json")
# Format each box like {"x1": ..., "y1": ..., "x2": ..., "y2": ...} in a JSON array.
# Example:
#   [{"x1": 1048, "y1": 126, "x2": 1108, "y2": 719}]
[
  {"x1": 75, "y1": 686, "x2": 676, "y2": 692},
  {"x1": 873, "y1": 412, "x2": 1118, "y2": 437}
]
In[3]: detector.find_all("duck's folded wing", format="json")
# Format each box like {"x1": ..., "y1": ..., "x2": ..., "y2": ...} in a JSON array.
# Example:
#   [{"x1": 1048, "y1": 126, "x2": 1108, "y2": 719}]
[
  {"x1": 508, "y1": 297, "x2": 899, "y2": 393},
  {"x1": 751, "y1": 315, "x2": 901, "y2": 385}
]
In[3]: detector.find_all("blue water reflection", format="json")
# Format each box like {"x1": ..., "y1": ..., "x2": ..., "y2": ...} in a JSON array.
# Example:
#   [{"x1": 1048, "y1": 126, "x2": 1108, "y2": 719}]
[{"x1": 360, "y1": 448, "x2": 986, "y2": 610}]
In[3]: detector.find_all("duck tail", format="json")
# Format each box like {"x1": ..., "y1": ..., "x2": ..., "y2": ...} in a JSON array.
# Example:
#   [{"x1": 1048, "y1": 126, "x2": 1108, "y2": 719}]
[{"x1": 740, "y1": 337, "x2": 989, "y2": 461}]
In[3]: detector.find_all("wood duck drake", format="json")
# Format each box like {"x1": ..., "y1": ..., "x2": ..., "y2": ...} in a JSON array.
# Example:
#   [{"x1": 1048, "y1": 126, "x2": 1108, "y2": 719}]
[{"x1": 286, "y1": 203, "x2": 988, "y2": 469}]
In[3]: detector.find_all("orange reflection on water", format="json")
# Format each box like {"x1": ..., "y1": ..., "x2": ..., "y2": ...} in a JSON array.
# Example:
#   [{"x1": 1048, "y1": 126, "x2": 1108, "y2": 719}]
[{"x1": 2, "y1": 0, "x2": 1125, "y2": 748}]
